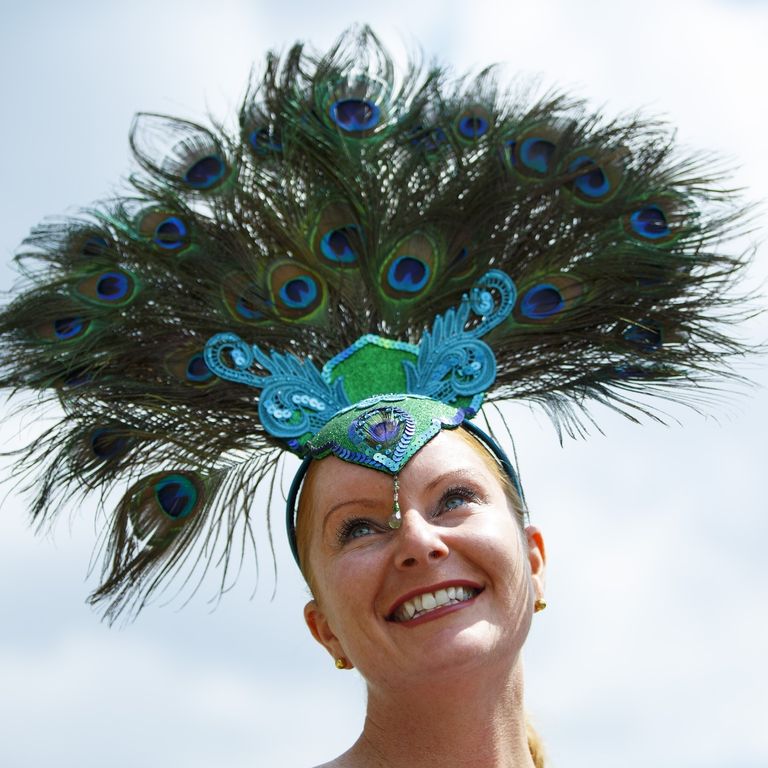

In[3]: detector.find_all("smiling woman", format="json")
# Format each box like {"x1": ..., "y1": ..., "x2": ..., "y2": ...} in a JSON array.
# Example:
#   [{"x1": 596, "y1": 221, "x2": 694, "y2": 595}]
[{"x1": 297, "y1": 427, "x2": 547, "y2": 766}]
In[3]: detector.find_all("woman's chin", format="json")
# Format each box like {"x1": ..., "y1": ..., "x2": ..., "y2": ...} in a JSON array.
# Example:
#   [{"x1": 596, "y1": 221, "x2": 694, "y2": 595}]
[{"x1": 383, "y1": 616, "x2": 520, "y2": 679}]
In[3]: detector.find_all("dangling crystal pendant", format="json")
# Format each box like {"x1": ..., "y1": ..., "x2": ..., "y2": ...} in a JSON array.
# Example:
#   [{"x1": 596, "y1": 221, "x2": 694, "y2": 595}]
[{"x1": 388, "y1": 474, "x2": 402, "y2": 529}]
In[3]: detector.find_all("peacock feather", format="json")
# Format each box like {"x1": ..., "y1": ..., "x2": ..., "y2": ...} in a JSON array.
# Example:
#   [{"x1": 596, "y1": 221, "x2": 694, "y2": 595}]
[{"x1": 0, "y1": 27, "x2": 753, "y2": 620}]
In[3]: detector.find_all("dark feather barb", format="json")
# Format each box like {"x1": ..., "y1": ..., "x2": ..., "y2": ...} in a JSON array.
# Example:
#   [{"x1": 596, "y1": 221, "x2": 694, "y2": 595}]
[{"x1": 0, "y1": 25, "x2": 757, "y2": 620}]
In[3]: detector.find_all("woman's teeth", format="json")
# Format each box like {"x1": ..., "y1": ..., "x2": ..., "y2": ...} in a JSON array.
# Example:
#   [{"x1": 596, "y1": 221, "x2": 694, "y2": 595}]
[{"x1": 392, "y1": 586, "x2": 478, "y2": 622}]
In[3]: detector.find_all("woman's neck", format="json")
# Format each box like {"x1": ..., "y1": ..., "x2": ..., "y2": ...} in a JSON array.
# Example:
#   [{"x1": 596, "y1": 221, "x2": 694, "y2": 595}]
[{"x1": 326, "y1": 657, "x2": 535, "y2": 768}]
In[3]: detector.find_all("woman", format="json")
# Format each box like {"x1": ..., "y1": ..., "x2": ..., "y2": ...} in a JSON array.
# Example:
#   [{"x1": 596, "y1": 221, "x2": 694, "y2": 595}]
[
  {"x1": 0, "y1": 24, "x2": 751, "y2": 768},
  {"x1": 297, "y1": 426, "x2": 547, "y2": 767}
]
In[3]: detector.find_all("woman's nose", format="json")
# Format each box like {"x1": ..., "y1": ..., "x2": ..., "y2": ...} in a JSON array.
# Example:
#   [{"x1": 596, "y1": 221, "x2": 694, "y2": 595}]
[{"x1": 393, "y1": 509, "x2": 449, "y2": 569}]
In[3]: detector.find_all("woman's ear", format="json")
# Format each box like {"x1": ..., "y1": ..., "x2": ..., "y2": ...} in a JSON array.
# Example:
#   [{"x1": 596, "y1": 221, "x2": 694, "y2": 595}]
[
  {"x1": 525, "y1": 525, "x2": 546, "y2": 598},
  {"x1": 304, "y1": 600, "x2": 353, "y2": 667}
]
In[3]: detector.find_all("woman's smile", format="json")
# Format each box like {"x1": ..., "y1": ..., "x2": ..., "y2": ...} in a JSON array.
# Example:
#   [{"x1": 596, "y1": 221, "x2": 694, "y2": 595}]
[{"x1": 386, "y1": 582, "x2": 484, "y2": 624}]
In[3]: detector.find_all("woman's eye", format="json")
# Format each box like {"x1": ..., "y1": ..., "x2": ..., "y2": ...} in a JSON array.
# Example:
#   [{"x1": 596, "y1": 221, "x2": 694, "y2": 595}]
[
  {"x1": 338, "y1": 519, "x2": 376, "y2": 543},
  {"x1": 444, "y1": 495, "x2": 468, "y2": 511},
  {"x1": 437, "y1": 486, "x2": 479, "y2": 515}
]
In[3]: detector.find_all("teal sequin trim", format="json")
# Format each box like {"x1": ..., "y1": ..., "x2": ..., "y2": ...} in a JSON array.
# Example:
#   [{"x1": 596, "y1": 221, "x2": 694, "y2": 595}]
[
  {"x1": 204, "y1": 270, "x2": 516, "y2": 456},
  {"x1": 306, "y1": 394, "x2": 466, "y2": 474}
]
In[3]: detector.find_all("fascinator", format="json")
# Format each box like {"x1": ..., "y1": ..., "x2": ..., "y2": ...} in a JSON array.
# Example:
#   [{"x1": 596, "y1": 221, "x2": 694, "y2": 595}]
[{"x1": 0, "y1": 28, "x2": 750, "y2": 620}]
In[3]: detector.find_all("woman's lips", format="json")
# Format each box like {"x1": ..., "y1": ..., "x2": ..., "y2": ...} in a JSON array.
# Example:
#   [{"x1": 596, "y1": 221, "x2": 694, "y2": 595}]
[{"x1": 387, "y1": 582, "x2": 483, "y2": 623}]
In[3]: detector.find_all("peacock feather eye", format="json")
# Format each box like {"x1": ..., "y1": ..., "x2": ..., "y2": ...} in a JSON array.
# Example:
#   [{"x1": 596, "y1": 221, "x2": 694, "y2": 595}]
[
  {"x1": 628, "y1": 206, "x2": 671, "y2": 240},
  {"x1": 58, "y1": 230, "x2": 116, "y2": 266},
  {"x1": 520, "y1": 138, "x2": 555, "y2": 174},
  {"x1": 513, "y1": 125, "x2": 564, "y2": 179},
  {"x1": 89, "y1": 427, "x2": 132, "y2": 461},
  {"x1": 240, "y1": 105, "x2": 281, "y2": 157},
  {"x1": 564, "y1": 151, "x2": 624, "y2": 205},
  {"x1": 623, "y1": 321, "x2": 663, "y2": 351},
  {"x1": 388, "y1": 257, "x2": 429, "y2": 293},
  {"x1": 321, "y1": 74, "x2": 390, "y2": 137},
  {"x1": 280, "y1": 276, "x2": 318, "y2": 308},
  {"x1": 353, "y1": 407, "x2": 407, "y2": 450},
  {"x1": 153, "y1": 216, "x2": 188, "y2": 249},
  {"x1": 268, "y1": 261, "x2": 326, "y2": 321},
  {"x1": 521, "y1": 284, "x2": 564, "y2": 318},
  {"x1": 319, "y1": 226, "x2": 361, "y2": 266},
  {"x1": 379, "y1": 234, "x2": 438, "y2": 301},
  {"x1": 55, "y1": 317, "x2": 86, "y2": 339},
  {"x1": 131, "y1": 113, "x2": 231, "y2": 192},
  {"x1": 330, "y1": 98, "x2": 381, "y2": 132},
  {"x1": 37, "y1": 314, "x2": 92, "y2": 343},
  {"x1": 459, "y1": 115, "x2": 489, "y2": 139},
  {"x1": 248, "y1": 126, "x2": 282, "y2": 155},
  {"x1": 75, "y1": 268, "x2": 138, "y2": 306},
  {"x1": 571, "y1": 159, "x2": 609, "y2": 196},
  {"x1": 455, "y1": 106, "x2": 492, "y2": 142},
  {"x1": 96, "y1": 273, "x2": 128, "y2": 299},
  {"x1": 186, "y1": 353, "x2": 214, "y2": 383},
  {"x1": 135, "y1": 208, "x2": 191, "y2": 251},
  {"x1": 311, "y1": 203, "x2": 363, "y2": 271},
  {"x1": 123, "y1": 471, "x2": 208, "y2": 553},
  {"x1": 514, "y1": 275, "x2": 585, "y2": 323},
  {"x1": 165, "y1": 347, "x2": 218, "y2": 387},
  {"x1": 153, "y1": 473, "x2": 199, "y2": 519},
  {"x1": 622, "y1": 197, "x2": 687, "y2": 245},
  {"x1": 222, "y1": 273, "x2": 271, "y2": 324},
  {"x1": 183, "y1": 155, "x2": 226, "y2": 189}
]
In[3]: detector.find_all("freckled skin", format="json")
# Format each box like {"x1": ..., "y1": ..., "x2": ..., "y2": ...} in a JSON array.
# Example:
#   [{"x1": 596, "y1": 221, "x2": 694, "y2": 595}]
[{"x1": 302, "y1": 428, "x2": 546, "y2": 693}]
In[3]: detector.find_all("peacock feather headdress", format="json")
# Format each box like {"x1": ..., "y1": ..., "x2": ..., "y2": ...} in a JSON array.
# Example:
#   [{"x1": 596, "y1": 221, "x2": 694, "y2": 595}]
[{"x1": 0, "y1": 27, "x2": 752, "y2": 621}]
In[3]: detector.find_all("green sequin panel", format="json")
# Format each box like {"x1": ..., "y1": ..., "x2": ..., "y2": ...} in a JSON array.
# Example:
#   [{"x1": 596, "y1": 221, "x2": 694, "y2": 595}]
[{"x1": 327, "y1": 339, "x2": 416, "y2": 404}]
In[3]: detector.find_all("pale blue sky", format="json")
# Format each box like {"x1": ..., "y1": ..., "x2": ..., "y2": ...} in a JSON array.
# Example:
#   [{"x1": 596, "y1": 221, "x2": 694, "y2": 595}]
[{"x1": 1, "y1": 2, "x2": 767, "y2": 767}]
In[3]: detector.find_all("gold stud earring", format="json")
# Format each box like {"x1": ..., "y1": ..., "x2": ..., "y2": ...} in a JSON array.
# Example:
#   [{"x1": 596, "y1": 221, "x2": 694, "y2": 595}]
[
  {"x1": 534, "y1": 598, "x2": 547, "y2": 613},
  {"x1": 335, "y1": 657, "x2": 347, "y2": 669}
]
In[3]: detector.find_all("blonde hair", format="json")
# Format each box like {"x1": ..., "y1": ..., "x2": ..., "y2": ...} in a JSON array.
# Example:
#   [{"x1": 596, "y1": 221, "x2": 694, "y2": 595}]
[
  {"x1": 526, "y1": 716, "x2": 547, "y2": 768},
  {"x1": 294, "y1": 453, "x2": 324, "y2": 595},
  {"x1": 451, "y1": 425, "x2": 526, "y2": 526}
]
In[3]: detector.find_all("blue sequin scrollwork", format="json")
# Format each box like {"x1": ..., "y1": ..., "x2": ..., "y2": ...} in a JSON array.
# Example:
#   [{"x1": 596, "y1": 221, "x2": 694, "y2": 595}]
[
  {"x1": 403, "y1": 270, "x2": 516, "y2": 410},
  {"x1": 204, "y1": 332, "x2": 349, "y2": 439}
]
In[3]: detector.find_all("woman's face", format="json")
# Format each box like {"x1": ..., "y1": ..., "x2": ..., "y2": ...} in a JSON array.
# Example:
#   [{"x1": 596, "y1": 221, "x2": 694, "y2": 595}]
[{"x1": 302, "y1": 429, "x2": 546, "y2": 685}]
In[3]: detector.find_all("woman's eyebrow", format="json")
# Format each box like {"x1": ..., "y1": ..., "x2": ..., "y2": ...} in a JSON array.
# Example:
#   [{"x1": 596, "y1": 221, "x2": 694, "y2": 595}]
[
  {"x1": 423, "y1": 467, "x2": 483, "y2": 494},
  {"x1": 322, "y1": 497, "x2": 382, "y2": 532}
]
